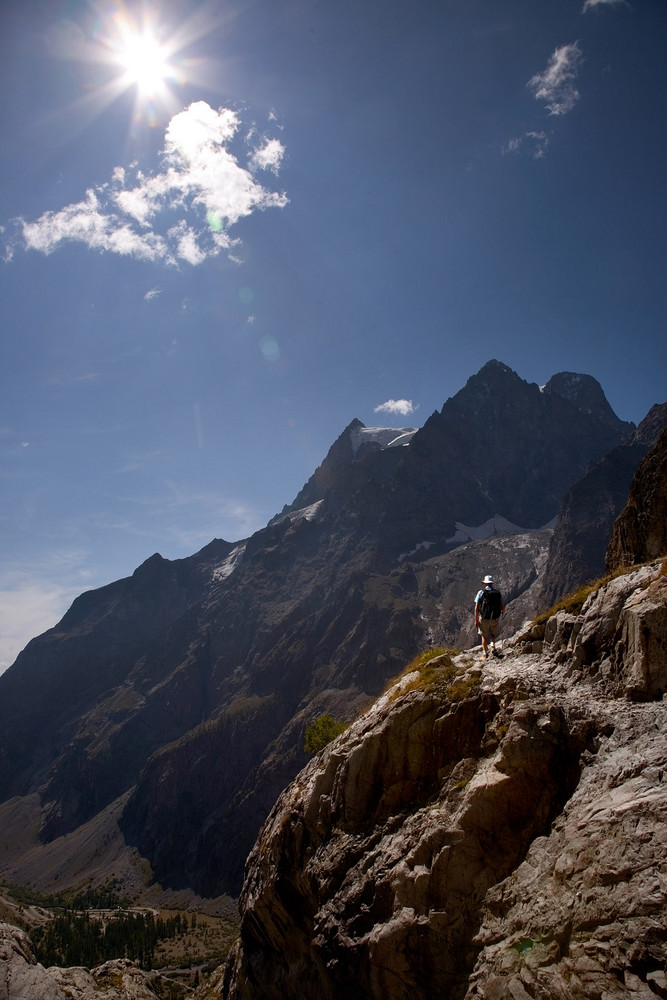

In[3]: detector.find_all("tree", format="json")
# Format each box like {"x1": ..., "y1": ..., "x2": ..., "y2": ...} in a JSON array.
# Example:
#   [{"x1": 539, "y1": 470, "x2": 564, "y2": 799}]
[{"x1": 304, "y1": 714, "x2": 347, "y2": 754}]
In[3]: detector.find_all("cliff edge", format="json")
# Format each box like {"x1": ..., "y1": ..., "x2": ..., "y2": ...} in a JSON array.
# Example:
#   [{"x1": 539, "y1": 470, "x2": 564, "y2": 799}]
[{"x1": 221, "y1": 560, "x2": 667, "y2": 1000}]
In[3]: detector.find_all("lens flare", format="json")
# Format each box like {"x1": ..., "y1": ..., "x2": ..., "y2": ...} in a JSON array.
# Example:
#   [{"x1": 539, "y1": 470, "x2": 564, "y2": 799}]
[
  {"x1": 48, "y1": 4, "x2": 229, "y2": 132},
  {"x1": 118, "y1": 31, "x2": 170, "y2": 95},
  {"x1": 260, "y1": 336, "x2": 280, "y2": 362}
]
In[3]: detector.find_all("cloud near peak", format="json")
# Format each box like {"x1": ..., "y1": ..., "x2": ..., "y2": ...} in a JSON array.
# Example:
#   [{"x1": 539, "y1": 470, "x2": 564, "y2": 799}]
[
  {"x1": 8, "y1": 102, "x2": 288, "y2": 266},
  {"x1": 374, "y1": 399, "x2": 416, "y2": 417}
]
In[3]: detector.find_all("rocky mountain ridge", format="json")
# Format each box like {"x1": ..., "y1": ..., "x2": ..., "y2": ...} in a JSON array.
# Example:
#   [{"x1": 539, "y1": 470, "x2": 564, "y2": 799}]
[
  {"x1": 221, "y1": 558, "x2": 667, "y2": 1000},
  {"x1": 0, "y1": 361, "x2": 644, "y2": 902}
]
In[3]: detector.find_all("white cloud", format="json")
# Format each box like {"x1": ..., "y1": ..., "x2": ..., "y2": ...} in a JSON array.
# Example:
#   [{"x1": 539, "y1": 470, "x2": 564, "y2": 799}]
[
  {"x1": 144, "y1": 287, "x2": 161, "y2": 300},
  {"x1": 249, "y1": 138, "x2": 286, "y2": 175},
  {"x1": 528, "y1": 42, "x2": 583, "y2": 116},
  {"x1": 10, "y1": 101, "x2": 288, "y2": 267},
  {"x1": 168, "y1": 220, "x2": 208, "y2": 265},
  {"x1": 582, "y1": 0, "x2": 624, "y2": 10},
  {"x1": 374, "y1": 399, "x2": 417, "y2": 417}
]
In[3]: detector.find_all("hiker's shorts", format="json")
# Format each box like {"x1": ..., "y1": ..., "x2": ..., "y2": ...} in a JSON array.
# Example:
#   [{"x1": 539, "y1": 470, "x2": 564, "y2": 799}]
[{"x1": 479, "y1": 617, "x2": 501, "y2": 640}]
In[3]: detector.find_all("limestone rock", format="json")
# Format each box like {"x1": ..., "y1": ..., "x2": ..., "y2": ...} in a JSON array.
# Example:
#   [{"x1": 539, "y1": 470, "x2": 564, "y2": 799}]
[
  {"x1": 0, "y1": 923, "x2": 65, "y2": 999},
  {"x1": 541, "y1": 563, "x2": 667, "y2": 701}
]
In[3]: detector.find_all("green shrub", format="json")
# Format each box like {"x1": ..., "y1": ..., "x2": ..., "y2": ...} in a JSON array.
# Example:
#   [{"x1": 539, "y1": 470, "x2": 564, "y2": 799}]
[{"x1": 304, "y1": 714, "x2": 347, "y2": 754}]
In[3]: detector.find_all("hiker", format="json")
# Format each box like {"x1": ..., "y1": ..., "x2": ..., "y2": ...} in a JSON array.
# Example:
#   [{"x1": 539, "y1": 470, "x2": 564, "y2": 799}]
[{"x1": 474, "y1": 575, "x2": 505, "y2": 659}]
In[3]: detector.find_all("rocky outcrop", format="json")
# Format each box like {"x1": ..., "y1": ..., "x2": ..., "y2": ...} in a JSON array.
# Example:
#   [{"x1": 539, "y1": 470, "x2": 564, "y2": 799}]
[
  {"x1": 223, "y1": 561, "x2": 667, "y2": 999},
  {"x1": 606, "y1": 426, "x2": 667, "y2": 572},
  {"x1": 0, "y1": 922, "x2": 163, "y2": 999}
]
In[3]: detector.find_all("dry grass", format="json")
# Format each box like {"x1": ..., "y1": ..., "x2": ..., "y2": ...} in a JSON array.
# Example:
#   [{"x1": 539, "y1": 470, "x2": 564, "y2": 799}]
[
  {"x1": 445, "y1": 674, "x2": 482, "y2": 702},
  {"x1": 385, "y1": 647, "x2": 485, "y2": 704},
  {"x1": 386, "y1": 648, "x2": 457, "y2": 697},
  {"x1": 531, "y1": 562, "x2": 656, "y2": 630}
]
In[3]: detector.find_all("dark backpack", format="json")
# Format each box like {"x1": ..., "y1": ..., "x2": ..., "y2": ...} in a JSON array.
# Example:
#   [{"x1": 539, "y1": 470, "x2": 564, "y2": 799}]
[{"x1": 478, "y1": 588, "x2": 502, "y2": 620}]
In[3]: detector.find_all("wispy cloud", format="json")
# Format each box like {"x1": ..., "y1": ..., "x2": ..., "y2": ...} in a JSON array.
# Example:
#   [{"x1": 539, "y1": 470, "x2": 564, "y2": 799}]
[
  {"x1": 0, "y1": 554, "x2": 93, "y2": 674},
  {"x1": 144, "y1": 287, "x2": 161, "y2": 300},
  {"x1": 502, "y1": 131, "x2": 550, "y2": 160},
  {"x1": 7, "y1": 102, "x2": 288, "y2": 267},
  {"x1": 374, "y1": 399, "x2": 417, "y2": 417},
  {"x1": 528, "y1": 42, "x2": 583, "y2": 116},
  {"x1": 582, "y1": 0, "x2": 625, "y2": 10}
]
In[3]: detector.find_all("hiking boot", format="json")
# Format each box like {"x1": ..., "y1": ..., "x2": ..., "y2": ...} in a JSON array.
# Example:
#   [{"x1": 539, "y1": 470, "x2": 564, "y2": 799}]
[{"x1": 492, "y1": 648, "x2": 503, "y2": 659}]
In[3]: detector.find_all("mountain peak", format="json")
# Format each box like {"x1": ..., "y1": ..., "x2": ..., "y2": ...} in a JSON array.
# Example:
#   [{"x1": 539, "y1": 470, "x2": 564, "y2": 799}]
[{"x1": 543, "y1": 371, "x2": 632, "y2": 434}]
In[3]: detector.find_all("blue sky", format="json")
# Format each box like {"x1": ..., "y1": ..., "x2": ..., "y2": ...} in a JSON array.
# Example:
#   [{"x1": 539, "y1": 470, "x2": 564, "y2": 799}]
[{"x1": 1, "y1": 0, "x2": 665, "y2": 671}]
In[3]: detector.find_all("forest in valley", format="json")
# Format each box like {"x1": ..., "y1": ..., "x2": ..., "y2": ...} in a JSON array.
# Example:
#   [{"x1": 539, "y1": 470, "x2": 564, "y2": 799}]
[{"x1": 31, "y1": 910, "x2": 198, "y2": 970}]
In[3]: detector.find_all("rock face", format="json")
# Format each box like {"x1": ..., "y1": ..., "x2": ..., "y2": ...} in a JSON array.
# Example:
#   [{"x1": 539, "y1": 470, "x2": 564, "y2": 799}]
[
  {"x1": 606, "y1": 426, "x2": 667, "y2": 572},
  {"x1": 0, "y1": 362, "x2": 637, "y2": 899},
  {"x1": 223, "y1": 561, "x2": 667, "y2": 1000},
  {"x1": 540, "y1": 402, "x2": 667, "y2": 606},
  {"x1": 0, "y1": 922, "x2": 163, "y2": 1000}
]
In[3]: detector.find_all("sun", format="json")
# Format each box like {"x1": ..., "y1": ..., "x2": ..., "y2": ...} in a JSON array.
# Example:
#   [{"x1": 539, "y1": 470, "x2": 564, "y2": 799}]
[
  {"x1": 117, "y1": 31, "x2": 171, "y2": 96},
  {"x1": 49, "y1": 6, "x2": 223, "y2": 131}
]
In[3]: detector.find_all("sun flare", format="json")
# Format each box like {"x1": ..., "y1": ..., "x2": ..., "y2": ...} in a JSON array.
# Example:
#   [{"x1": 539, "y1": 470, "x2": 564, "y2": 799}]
[
  {"x1": 48, "y1": 6, "x2": 221, "y2": 129},
  {"x1": 118, "y1": 31, "x2": 171, "y2": 95}
]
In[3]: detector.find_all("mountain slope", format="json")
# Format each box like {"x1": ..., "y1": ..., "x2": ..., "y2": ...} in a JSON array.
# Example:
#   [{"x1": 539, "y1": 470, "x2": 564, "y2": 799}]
[
  {"x1": 540, "y1": 402, "x2": 667, "y2": 604},
  {"x1": 606, "y1": 425, "x2": 667, "y2": 571},
  {"x1": 0, "y1": 361, "x2": 636, "y2": 899}
]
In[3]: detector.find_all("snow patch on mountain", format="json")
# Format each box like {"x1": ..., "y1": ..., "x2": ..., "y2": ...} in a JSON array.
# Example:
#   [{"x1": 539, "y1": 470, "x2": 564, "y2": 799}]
[
  {"x1": 273, "y1": 499, "x2": 325, "y2": 528},
  {"x1": 212, "y1": 544, "x2": 246, "y2": 581},
  {"x1": 350, "y1": 426, "x2": 417, "y2": 456},
  {"x1": 398, "y1": 541, "x2": 436, "y2": 562},
  {"x1": 288, "y1": 500, "x2": 324, "y2": 523},
  {"x1": 446, "y1": 515, "x2": 553, "y2": 545}
]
